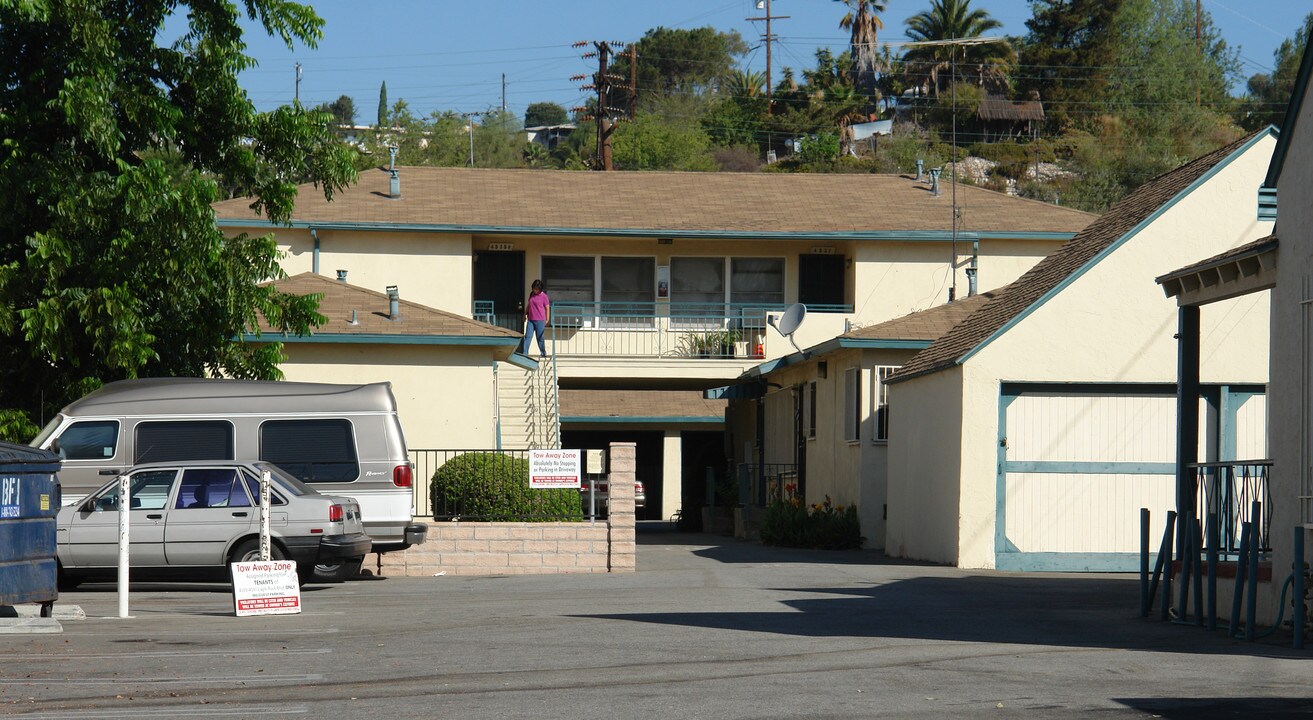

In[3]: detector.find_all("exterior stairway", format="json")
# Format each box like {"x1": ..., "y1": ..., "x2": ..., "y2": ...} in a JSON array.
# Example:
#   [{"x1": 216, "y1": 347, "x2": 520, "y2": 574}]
[{"x1": 494, "y1": 355, "x2": 560, "y2": 450}]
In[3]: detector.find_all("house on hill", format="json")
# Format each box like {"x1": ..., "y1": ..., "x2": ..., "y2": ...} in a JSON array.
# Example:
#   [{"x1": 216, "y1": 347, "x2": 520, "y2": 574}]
[{"x1": 214, "y1": 167, "x2": 1093, "y2": 525}]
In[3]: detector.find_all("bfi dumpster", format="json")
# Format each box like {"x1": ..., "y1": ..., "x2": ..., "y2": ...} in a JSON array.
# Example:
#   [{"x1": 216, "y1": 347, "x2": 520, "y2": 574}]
[{"x1": 0, "y1": 442, "x2": 61, "y2": 616}]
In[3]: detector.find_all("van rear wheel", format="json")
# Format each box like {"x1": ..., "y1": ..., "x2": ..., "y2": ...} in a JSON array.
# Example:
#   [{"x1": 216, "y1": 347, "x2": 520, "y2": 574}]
[{"x1": 315, "y1": 556, "x2": 364, "y2": 582}]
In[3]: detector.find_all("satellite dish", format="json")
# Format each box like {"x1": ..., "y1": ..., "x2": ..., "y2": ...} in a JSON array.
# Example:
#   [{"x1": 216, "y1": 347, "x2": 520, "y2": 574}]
[{"x1": 767, "y1": 303, "x2": 807, "y2": 354}]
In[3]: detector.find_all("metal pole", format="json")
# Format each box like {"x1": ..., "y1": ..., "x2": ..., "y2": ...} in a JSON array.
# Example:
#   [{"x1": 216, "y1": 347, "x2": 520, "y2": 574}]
[
  {"x1": 949, "y1": 39, "x2": 957, "y2": 303},
  {"x1": 1140, "y1": 508, "x2": 1150, "y2": 617},
  {"x1": 260, "y1": 470, "x2": 272, "y2": 562},
  {"x1": 1246, "y1": 501, "x2": 1261, "y2": 641},
  {"x1": 1161, "y1": 511, "x2": 1176, "y2": 622},
  {"x1": 1207, "y1": 512, "x2": 1218, "y2": 630},
  {"x1": 1192, "y1": 517, "x2": 1204, "y2": 626},
  {"x1": 1294, "y1": 526, "x2": 1306, "y2": 649},
  {"x1": 1230, "y1": 521, "x2": 1250, "y2": 636},
  {"x1": 117, "y1": 473, "x2": 130, "y2": 618},
  {"x1": 1177, "y1": 511, "x2": 1193, "y2": 621}
]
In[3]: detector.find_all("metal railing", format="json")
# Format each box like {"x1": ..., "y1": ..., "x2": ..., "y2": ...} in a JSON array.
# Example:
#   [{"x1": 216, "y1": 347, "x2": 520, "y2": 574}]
[
  {"x1": 409, "y1": 449, "x2": 599, "y2": 521},
  {"x1": 736, "y1": 462, "x2": 799, "y2": 507},
  {"x1": 1190, "y1": 460, "x2": 1272, "y2": 555},
  {"x1": 547, "y1": 301, "x2": 852, "y2": 359}
]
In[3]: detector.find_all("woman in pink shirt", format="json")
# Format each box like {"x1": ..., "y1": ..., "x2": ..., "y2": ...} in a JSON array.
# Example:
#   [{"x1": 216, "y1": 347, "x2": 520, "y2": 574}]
[{"x1": 521, "y1": 279, "x2": 551, "y2": 357}]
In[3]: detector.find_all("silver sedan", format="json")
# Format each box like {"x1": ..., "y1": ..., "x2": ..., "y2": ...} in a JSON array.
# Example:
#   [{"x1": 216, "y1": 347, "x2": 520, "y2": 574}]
[{"x1": 56, "y1": 461, "x2": 370, "y2": 588}]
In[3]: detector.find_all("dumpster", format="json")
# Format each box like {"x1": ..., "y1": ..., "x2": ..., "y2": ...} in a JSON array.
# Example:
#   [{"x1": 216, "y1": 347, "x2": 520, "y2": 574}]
[{"x1": 0, "y1": 441, "x2": 61, "y2": 616}]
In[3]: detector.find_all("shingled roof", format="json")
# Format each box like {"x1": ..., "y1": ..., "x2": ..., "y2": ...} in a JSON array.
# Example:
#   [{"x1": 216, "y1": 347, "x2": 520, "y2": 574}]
[
  {"x1": 889, "y1": 130, "x2": 1271, "y2": 384},
  {"x1": 213, "y1": 166, "x2": 1095, "y2": 238},
  {"x1": 559, "y1": 390, "x2": 725, "y2": 421},
  {"x1": 256, "y1": 272, "x2": 519, "y2": 340},
  {"x1": 844, "y1": 291, "x2": 997, "y2": 343}
]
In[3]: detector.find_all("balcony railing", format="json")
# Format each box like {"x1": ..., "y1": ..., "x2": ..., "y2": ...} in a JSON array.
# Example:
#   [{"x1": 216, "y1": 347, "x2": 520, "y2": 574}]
[
  {"x1": 546, "y1": 301, "x2": 852, "y2": 359},
  {"x1": 410, "y1": 448, "x2": 605, "y2": 521},
  {"x1": 1190, "y1": 460, "x2": 1271, "y2": 555}
]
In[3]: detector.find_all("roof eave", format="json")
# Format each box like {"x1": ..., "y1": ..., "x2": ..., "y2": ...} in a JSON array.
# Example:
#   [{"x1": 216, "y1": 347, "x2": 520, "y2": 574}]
[{"x1": 1265, "y1": 40, "x2": 1313, "y2": 188}]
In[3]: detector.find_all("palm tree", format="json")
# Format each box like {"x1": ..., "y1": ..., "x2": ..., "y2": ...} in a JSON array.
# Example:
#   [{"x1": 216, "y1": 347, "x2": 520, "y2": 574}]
[
  {"x1": 726, "y1": 69, "x2": 766, "y2": 99},
  {"x1": 836, "y1": 0, "x2": 887, "y2": 110},
  {"x1": 903, "y1": 0, "x2": 1013, "y2": 97}
]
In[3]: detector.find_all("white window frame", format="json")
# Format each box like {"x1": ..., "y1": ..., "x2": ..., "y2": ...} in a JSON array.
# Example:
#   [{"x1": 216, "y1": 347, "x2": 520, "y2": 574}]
[
  {"x1": 871, "y1": 365, "x2": 898, "y2": 444},
  {"x1": 844, "y1": 367, "x2": 861, "y2": 443}
]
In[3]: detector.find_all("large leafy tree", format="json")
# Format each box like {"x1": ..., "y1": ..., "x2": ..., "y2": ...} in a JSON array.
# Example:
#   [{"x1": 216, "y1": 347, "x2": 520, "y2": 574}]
[
  {"x1": 836, "y1": 0, "x2": 887, "y2": 110},
  {"x1": 903, "y1": 0, "x2": 1014, "y2": 97},
  {"x1": 1235, "y1": 12, "x2": 1313, "y2": 130},
  {"x1": 0, "y1": 0, "x2": 357, "y2": 436},
  {"x1": 524, "y1": 101, "x2": 568, "y2": 128},
  {"x1": 612, "y1": 26, "x2": 748, "y2": 102},
  {"x1": 1017, "y1": 0, "x2": 1124, "y2": 130}
]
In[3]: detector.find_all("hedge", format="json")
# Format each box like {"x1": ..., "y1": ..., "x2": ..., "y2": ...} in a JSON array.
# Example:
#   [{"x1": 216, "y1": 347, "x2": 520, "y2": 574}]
[{"x1": 430, "y1": 452, "x2": 584, "y2": 521}]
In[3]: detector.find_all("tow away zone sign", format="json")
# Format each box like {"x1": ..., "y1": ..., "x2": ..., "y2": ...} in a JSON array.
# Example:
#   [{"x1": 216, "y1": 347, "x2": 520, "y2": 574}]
[
  {"x1": 529, "y1": 449, "x2": 581, "y2": 489},
  {"x1": 231, "y1": 560, "x2": 302, "y2": 616}
]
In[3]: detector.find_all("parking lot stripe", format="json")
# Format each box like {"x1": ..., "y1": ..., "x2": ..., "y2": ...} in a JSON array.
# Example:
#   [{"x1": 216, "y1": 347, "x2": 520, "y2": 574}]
[
  {"x1": 5, "y1": 648, "x2": 332, "y2": 660},
  {"x1": 0, "y1": 674, "x2": 322, "y2": 685},
  {"x1": 11, "y1": 706, "x2": 308, "y2": 718}
]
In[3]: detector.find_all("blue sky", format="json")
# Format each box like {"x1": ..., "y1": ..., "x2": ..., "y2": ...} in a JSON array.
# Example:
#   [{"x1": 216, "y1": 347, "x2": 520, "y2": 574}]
[{"x1": 199, "y1": 0, "x2": 1312, "y2": 123}]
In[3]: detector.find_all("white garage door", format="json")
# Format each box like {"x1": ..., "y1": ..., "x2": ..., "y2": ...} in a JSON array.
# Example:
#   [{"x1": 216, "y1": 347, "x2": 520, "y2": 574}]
[{"x1": 996, "y1": 385, "x2": 1265, "y2": 572}]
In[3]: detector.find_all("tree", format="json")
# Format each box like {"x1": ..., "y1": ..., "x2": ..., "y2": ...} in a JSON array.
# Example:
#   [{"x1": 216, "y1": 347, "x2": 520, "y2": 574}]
[
  {"x1": 836, "y1": 0, "x2": 887, "y2": 109},
  {"x1": 0, "y1": 0, "x2": 357, "y2": 437},
  {"x1": 612, "y1": 26, "x2": 748, "y2": 103},
  {"x1": 378, "y1": 81, "x2": 388, "y2": 126},
  {"x1": 903, "y1": 0, "x2": 1014, "y2": 97},
  {"x1": 315, "y1": 94, "x2": 356, "y2": 126},
  {"x1": 524, "y1": 102, "x2": 569, "y2": 128},
  {"x1": 1017, "y1": 0, "x2": 1124, "y2": 130},
  {"x1": 1235, "y1": 12, "x2": 1313, "y2": 130}
]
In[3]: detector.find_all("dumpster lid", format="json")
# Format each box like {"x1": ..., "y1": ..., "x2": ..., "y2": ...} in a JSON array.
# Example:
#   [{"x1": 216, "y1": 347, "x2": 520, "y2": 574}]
[{"x1": 0, "y1": 441, "x2": 59, "y2": 465}]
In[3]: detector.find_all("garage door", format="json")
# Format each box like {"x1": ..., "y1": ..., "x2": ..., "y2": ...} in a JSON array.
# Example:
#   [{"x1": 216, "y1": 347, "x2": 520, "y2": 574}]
[{"x1": 995, "y1": 384, "x2": 1265, "y2": 572}]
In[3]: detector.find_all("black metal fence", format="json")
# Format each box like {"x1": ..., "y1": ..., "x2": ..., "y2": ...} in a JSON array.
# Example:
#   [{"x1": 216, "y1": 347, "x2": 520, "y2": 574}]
[
  {"x1": 735, "y1": 463, "x2": 799, "y2": 507},
  {"x1": 410, "y1": 448, "x2": 603, "y2": 521},
  {"x1": 1190, "y1": 460, "x2": 1271, "y2": 554}
]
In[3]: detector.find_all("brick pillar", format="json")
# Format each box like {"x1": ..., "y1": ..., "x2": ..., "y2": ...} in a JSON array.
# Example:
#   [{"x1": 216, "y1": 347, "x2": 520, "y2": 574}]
[{"x1": 607, "y1": 442, "x2": 637, "y2": 572}]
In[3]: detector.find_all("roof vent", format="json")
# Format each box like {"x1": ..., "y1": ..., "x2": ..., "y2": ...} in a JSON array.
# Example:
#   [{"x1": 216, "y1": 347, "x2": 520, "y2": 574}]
[
  {"x1": 929, "y1": 167, "x2": 941, "y2": 197},
  {"x1": 915, "y1": 158, "x2": 924, "y2": 181},
  {"x1": 349, "y1": 309, "x2": 359, "y2": 325},
  {"x1": 386, "y1": 285, "x2": 400, "y2": 320},
  {"x1": 336, "y1": 269, "x2": 348, "y2": 282}
]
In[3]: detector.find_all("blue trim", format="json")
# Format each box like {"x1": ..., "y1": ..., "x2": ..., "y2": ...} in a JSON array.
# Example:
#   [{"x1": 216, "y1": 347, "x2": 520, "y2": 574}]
[
  {"x1": 561, "y1": 416, "x2": 723, "y2": 424},
  {"x1": 1257, "y1": 187, "x2": 1278, "y2": 221},
  {"x1": 1002, "y1": 461, "x2": 1175, "y2": 475},
  {"x1": 958, "y1": 128, "x2": 1278, "y2": 367},
  {"x1": 995, "y1": 551, "x2": 1152, "y2": 573},
  {"x1": 217, "y1": 218, "x2": 1079, "y2": 244},
  {"x1": 243, "y1": 333, "x2": 520, "y2": 346},
  {"x1": 311, "y1": 228, "x2": 320, "y2": 274},
  {"x1": 996, "y1": 391, "x2": 1013, "y2": 564},
  {"x1": 705, "y1": 383, "x2": 764, "y2": 400}
]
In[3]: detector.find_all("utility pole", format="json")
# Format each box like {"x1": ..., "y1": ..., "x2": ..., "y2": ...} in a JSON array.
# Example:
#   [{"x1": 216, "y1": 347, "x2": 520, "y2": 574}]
[
  {"x1": 1195, "y1": 0, "x2": 1202, "y2": 106},
  {"x1": 572, "y1": 41, "x2": 629, "y2": 170},
  {"x1": 628, "y1": 45, "x2": 638, "y2": 118},
  {"x1": 747, "y1": 0, "x2": 789, "y2": 115},
  {"x1": 462, "y1": 111, "x2": 483, "y2": 166},
  {"x1": 294, "y1": 62, "x2": 302, "y2": 104},
  {"x1": 502, "y1": 73, "x2": 506, "y2": 112}
]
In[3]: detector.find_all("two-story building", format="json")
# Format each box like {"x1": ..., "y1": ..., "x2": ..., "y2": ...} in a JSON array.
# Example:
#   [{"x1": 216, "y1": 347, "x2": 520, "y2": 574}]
[{"x1": 214, "y1": 167, "x2": 1093, "y2": 523}]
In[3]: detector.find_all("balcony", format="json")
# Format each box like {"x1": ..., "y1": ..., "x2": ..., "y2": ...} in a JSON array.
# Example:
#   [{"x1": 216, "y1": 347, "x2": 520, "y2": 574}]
[
  {"x1": 544, "y1": 302, "x2": 853, "y2": 359},
  {"x1": 1189, "y1": 459, "x2": 1271, "y2": 556}
]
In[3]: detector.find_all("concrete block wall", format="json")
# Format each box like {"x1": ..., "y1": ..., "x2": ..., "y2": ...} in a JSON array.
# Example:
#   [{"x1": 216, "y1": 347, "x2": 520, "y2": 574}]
[{"x1": 375, "y1": 443, "x2": 638, "y2": 577}]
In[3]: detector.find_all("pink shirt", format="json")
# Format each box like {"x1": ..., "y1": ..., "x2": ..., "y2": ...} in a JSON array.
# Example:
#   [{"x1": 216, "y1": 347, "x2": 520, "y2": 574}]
[{"x1": 526, "y1": 291, "x2": 551, "y2": 321}]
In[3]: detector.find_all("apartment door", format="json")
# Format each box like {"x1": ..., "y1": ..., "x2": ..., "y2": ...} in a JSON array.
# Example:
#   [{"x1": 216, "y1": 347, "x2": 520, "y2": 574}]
[
  {"x1": 798, "y1": 254, "x2": 845, "y2": 308},
  {"x1": 473, "y1": 250, "x2": 525, "y2": 331}
]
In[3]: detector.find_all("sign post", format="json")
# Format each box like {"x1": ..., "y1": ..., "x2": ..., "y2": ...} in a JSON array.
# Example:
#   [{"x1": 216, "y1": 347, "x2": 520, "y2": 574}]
[
  {"x1": 259, "y1": 470, "x2": 271, "y2": 561},
  {"x1": 231, "y1": 468, "x2": 301, "y2": 616},
  {"x1": 117, "y1": 473, "x2": 130, "y2": 618}
]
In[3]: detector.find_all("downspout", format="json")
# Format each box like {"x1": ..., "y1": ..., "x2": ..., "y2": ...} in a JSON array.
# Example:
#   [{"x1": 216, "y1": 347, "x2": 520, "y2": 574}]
[
  {"x1": 310, "y1": 228, "x2": 320, "y2": 275},
  {"x1": 966, "y1": 239, "x2": 979, "y2": 296}
]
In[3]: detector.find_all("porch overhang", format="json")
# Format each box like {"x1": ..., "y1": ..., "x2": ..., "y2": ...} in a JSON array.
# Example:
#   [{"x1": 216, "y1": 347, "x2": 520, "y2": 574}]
[{"x1": 1155, "y1": 235, "x2": 1278, "y2": 307}]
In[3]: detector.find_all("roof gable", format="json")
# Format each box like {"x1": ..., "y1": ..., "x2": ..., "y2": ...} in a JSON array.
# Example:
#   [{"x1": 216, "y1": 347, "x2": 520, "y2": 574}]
[
  {"x1": 890, "y1": 129, "x2": 1276, "y2": 384},
  {"x1": 1265, "y1": 40, "x2": 1313, "y2": 188},
  {"x1": 214, "y1": 167, "x2": 1095, "y2": 238}
]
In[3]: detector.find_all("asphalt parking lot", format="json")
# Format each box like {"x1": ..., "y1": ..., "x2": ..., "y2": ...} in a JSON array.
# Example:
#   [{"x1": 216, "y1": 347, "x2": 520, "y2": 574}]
[{"x1": 3, "y1": 532, "x2": 1311, "y2": 719}]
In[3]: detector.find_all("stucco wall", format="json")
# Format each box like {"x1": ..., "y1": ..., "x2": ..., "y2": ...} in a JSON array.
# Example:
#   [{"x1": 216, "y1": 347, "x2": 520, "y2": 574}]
[
  {"x1": 952, "y1": 134, "x2": 1275, "y2": 570},
  {"x1": 885, "y1": 365, "x2": 965, "y2": 564},
  {"x1": 276, "y1": 344, "x2": 498, "y2": 451},
  {"x1": 1268, "y1": 102, "x2": 1313, "y2": 624},
  {"x1": 852, "y1": 238, "x2": 1060, "y2": 323}
]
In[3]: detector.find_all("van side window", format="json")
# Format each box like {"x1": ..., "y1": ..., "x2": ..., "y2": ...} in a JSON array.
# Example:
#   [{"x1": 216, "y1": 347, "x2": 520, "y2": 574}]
[
  {"x1": 57, "y1": 421, "x2": 119, "y2": 460},
  {"x1": 259, "y1": 419, "x2": 359, "y2": 482},
  {"x1": 135, "y1": 421, "x2": 235, "y2": 464}
]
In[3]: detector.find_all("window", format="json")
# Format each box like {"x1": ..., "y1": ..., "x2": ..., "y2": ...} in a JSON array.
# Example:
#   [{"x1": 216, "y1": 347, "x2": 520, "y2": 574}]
[
  {"x1": 176, "y1": 467, "x2": 252, "y2": 509},
  {"x1": 135, "y1": 421, "x2": 234, "y2": 464},
  {"x1": 601, "y1": 256, "x2": 655, "y2": 317},
  {"x1": 57, "y1": 421, "x2": 119, "y2": 460},
  {"x1": 844, "y1": 367, "x2": 861, "y2": 443},
  {"x1": 241, "y1": 470, "x2": 288, "y2": 505},
  {"x1": 671, "y1": 257, "x2": 725, "y2": 317},
  {"x1": 542, "y1": 256, "x2": 595, "y2": 325},
  {"x1": 93, "y1": 469, "x2": 176, "y2": 511},
  {"x1": 259, "y1": 419, "x2": 359, "y2": 483},
  {"x1": 806, "y1": 382, "x2": 817, "y2": 439},
  {"x1": 730, "y1": 258, "x2": 785, "y2": 306},
  {"x1": 872, "y1": 366, "x2": 898, "y2": 443}
]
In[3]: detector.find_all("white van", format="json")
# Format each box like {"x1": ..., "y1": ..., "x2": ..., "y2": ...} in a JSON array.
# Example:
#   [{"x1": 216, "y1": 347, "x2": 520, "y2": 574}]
[{"x1": 31, "y1": 378, "x2": 427, "y2": 562}]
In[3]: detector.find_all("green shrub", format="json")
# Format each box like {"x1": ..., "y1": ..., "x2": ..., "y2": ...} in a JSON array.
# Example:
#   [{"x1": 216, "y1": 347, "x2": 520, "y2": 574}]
[
  {"x1": 759, "y1": 495, "x2": 862, "y2": 550},
  {"x1": 430, "y1": 452, "x2": 584, "y2": 521}
]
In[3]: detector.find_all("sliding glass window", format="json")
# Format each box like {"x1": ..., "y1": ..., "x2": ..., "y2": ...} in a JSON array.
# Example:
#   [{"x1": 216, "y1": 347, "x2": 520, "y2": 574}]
[
  {"x1": 542, "y1": 256, "x2": 594, "y2": 326},
  {"x1": 601, "y1": 256, "x2": 655, "y2": 320},
  {"x1": 671, "y1": 257, "x2": 725, "y2": 320}
]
